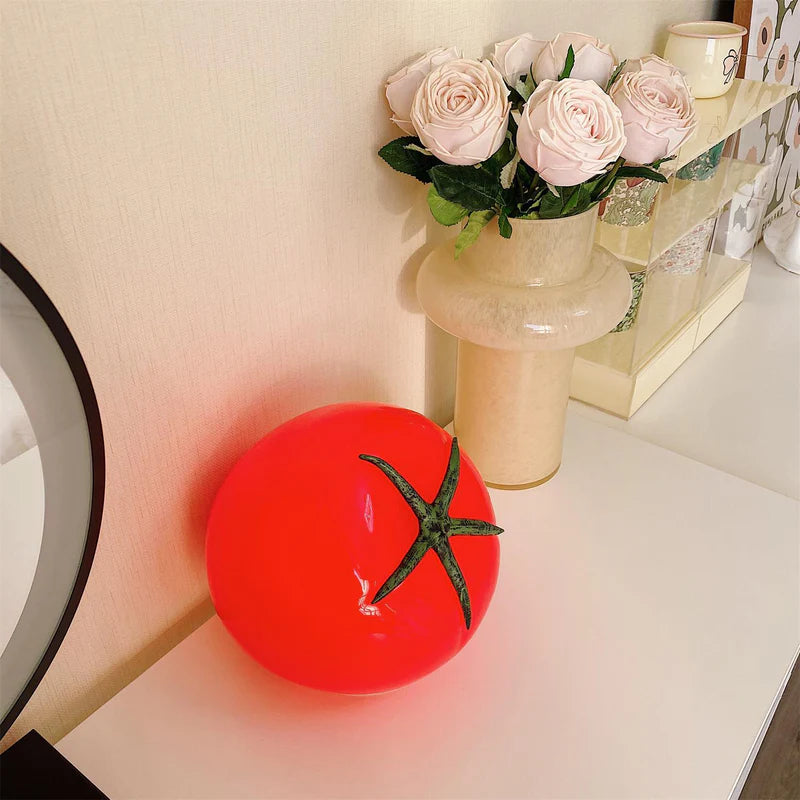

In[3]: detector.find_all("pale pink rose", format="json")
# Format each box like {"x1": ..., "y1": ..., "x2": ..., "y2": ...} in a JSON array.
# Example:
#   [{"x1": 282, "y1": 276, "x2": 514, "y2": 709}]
[
  {"x1": 610, "y1": 71, "x2": 697, "y2": 165},
  {"x1": 533, "y1": 32, "x2": 617, "y2": 86},
  {"x1": 517, "y1": 78, "x2": 626, "y2": 186},
  {"x1": 411, "y1": 59, "x2": 510, "y2": 166},
  {"x1": 621, "y1": 54, "x2": 686, "y2": 81},
  {"x1": 491, "y1": 33, "x2": 547, "y2": 84},
  {"x1": 385, "y1": 47, "x2": 461, "y2": 134}
]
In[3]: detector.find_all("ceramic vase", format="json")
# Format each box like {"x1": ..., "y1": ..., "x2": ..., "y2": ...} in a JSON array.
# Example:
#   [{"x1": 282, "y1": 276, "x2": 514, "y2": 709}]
[
  {"x1": 612, "y1": 270, "x2": 648, "y2": 332},
  {"x1": 677, "y1": 140, "x2": 726, "y2": 181},
  {"x1": 763, "y1": 187, "x2": 800, "y2": 275},
  {"x1": 599, "y1": 178, "x2": 661, "y2": 227},
  {"x1": 664, "y1": 21, "x2": 746, "y2": 98},
  {"x1": 417, "y1": 208, "x2": 631, "y2": 488},
  {"x1": 654, "y1": 216, "x2": 716, "y2": 275}
]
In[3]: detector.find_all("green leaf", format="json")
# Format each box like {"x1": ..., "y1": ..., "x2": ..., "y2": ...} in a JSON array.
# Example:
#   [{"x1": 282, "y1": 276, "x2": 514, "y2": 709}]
[
  {"x1": 507, "y1": 111, "x2": 518, "y2": 136},
  {"x1": 617, "y1": 165, "x2": 668, "y2": 183},
  {"x1": 561, "y1": 184, "x2": 590, "y2": 214},
  {"x1": 449, "y1": 518, "x2": 504, "y2": 536},
  {"x1": 430, "y1": 165, "x2": 501, "y2": 211},
  {"x1": 558, "y1": 45, "x2": 575, "y2": 80},
  {"x1": 592, "y1": 157, "x2": 625, "y2": 200},
  {"x1": 358, "y1": 454, "x2": 429, "y2": 520},
  {"x1": 516, "y1": 160, "x2": 534, "y2": 186},
  {"x1": 538, "y1": 191, "x2": 564, "y2": 218},
  {"x1": 556, "y1": 183, "x2": 575, "y2": 200},
  {"x1": 605, "y1": 59, "x2": 627, "y2": 92},
  {"x1": 514, "y1": 75, "x2": 535, "y2": 102},
  {"x1": 432, "y1": 437, "x2": 461, "y2": 515},
  {"x1": 427, "y1": 185, "x2": 468, "y2": 226},
  {"x1": 378, "y1": 136, "x2": 439, "y2": 182},
  {"x1": 455, "y1": 210, "x2": 495, "y2": 258},
  {"x1": 482, "y1": 139, "x2": 514, "y2": 183},
  {"x1": 507, "y1": 83, "x2": 528, "y2": 106},
  {"x1": 359, "y1": 441, "x2": 503, "y2": 633},
  {"x1": 432, "y1": 538, "x2": 471, "y2": 628},
  {"x1": 371, "y1": 539, "x2": 429, "y2": 604},
  {"x1": 514, "y1": 163, "x2": 546, "y2": 217},
  {"x1": 538, "y1": 182, "x2": 595, "y2": 218},
  {"x1": 651, "y1": 154, "x2": 677, "y2": 169},
  {"x1": 500, "y1": 152, "x2": 521, "y2": 189},
  {"x1": 498, "y1": 210, "x2": 513, "y2": 238}
]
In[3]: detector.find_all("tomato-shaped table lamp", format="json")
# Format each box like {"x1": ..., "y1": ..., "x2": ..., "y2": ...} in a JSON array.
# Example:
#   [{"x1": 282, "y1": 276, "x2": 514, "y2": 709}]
[{"x1": 206, "y1": 403, "x2": 501, "y2": 694}]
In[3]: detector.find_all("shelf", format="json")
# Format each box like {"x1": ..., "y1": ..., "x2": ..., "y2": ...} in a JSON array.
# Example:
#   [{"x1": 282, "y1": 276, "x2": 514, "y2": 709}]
[
  {"x1": 571, "y1": 245, "x2": 800, "y2": 500},
  {"x1": 571, "y1": 253, "x2": 750, "y2": 418},
  {"x1": 576, "y1": 78, "x2": 796, "y2": 419},
  {"x1": 673, "y1": 78, "x2": 796, "y2": 171},
  {"x1": 595, "y1": 158, "x2": 766, "y2": 267}
]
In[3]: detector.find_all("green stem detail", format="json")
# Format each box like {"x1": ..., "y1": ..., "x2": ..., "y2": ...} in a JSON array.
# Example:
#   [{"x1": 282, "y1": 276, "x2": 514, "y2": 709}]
[{"x1": 358, "y1": 438, "x2": 503, "y2": 629}]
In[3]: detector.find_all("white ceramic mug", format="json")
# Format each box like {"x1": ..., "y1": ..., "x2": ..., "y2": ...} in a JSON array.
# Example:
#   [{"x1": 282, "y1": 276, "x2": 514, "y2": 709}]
[{"x1": 664, "y1": 21, "x2": 747, "y2": 98}]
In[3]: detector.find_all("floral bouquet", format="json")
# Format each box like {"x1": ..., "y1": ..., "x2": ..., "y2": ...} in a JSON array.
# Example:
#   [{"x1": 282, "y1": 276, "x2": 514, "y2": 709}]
[{"x1": 379, "y1": 32, "x2": 698, "y2": 254}]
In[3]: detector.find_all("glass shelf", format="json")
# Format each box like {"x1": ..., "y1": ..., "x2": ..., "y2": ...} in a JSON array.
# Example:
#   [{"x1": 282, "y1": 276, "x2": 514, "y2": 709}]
[
  {"x1": 673, "y1": 79, "x2": 796, "y2": 171},
  {"x1": 596, "y1": 158, "x2": 767, "y2": 267},
  {"x1": 573, "y1": 66, "x2": 796, "y2": 419},
  {"x1": 578, "y1": 251, "x2": 745, "y2": 377},
  {"x1": 572, "y1": 252, "x2": 750, "y2": 418}
]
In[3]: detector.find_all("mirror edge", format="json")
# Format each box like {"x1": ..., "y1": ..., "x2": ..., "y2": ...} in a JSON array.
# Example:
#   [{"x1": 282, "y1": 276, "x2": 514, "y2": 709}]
[{"x1": 0, "y1": 244, "x2": 105, "y2": 738}]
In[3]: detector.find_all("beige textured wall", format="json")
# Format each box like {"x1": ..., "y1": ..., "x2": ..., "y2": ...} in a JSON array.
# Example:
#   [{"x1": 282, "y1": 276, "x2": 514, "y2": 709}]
[{"x1": 0, "y1": 0, "x2": 716, "y2": 747}]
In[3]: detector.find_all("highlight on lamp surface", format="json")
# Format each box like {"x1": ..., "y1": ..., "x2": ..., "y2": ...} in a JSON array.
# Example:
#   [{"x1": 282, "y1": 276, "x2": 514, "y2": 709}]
[{"x1": 206, "y1": 403, "x2": 502, "y2": 694}]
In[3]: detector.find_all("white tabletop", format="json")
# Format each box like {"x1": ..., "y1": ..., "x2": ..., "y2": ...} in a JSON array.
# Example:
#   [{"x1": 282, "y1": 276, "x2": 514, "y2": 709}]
[
  {"x1": 572, "y1": 244, "x2": 800, "y2": 500},
  {"x1": 57, "y1": 412, "x2": 800, "y2": 799}
]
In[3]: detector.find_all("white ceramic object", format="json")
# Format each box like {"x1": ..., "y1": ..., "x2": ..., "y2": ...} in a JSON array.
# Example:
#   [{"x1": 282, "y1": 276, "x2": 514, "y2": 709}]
[
  {"x1": 763, "y1": 187, "x2": 800, "y2": 274},
  {"x1": 664, "y1": 21, "x2": 747, "y2": 98}
]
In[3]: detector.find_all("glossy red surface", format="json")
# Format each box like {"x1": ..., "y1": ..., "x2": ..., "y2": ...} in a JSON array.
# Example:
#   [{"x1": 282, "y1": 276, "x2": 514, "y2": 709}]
[{"x1": 206, "y1": 403, "x2": 500, "y2": 694}]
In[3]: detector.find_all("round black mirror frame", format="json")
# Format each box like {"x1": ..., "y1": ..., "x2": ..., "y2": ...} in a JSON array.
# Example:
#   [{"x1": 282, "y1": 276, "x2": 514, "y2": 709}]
[{"x1": 0, "y1": 244, "x2": 105, "y2": 737}]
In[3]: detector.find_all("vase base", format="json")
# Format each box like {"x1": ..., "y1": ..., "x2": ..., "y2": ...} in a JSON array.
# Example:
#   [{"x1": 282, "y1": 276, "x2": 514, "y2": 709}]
[{"x1": 484, "y1": 464, "x2": 560, "y2": 491}]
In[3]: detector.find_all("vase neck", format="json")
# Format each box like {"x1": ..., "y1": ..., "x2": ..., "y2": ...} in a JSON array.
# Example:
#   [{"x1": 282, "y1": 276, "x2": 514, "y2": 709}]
[{"x1": 465, "y1": 209, "x2": 598, "y2": 287}]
